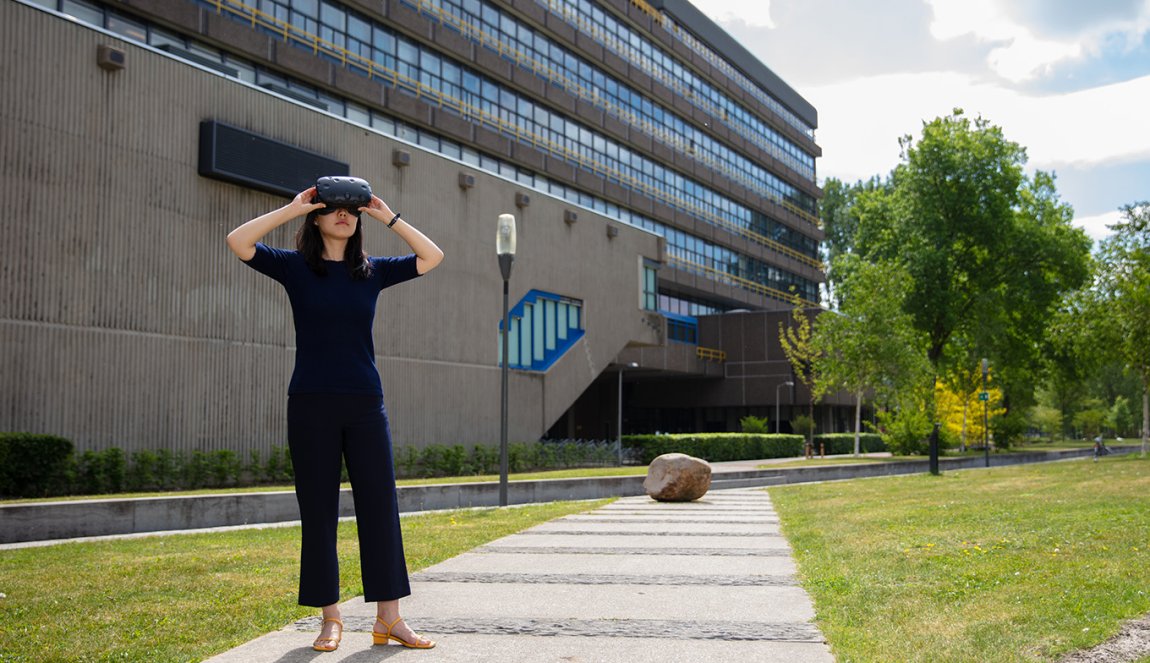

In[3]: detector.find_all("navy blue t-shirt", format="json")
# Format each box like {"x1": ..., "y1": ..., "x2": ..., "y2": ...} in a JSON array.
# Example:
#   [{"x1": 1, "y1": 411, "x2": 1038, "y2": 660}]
[{"x1": 243, "y1": 243, "x2": 421, "y2": 395}]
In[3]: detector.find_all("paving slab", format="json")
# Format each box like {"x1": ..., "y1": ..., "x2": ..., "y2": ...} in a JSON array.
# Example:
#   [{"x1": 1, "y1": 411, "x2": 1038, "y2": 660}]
[
  {"x1": 416, "y1": 551, "x2": 798, "y2": 576},
  {"x1": 343, "y1": 583, "x2": 816, "y2": 622},
  {"x1": 204, "y1": 489, "x2": 833, "y2": 662},
  {"x1": 207, "y1": 631, "x2": 834, "y2": 663},
  {"x1": 480, "y1": 533, "x2": 790, "y2": 549},
  {"x1": 526, "y1": 522, "x2": 784, "y2": 535}
]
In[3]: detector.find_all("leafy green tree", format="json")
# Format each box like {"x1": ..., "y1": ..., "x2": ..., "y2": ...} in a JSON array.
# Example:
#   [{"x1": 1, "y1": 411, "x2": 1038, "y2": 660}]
[
  {"x1": 1029, "y1": 404, "x2": 1063, "y2": 441},
  {"x1": 1095, "y1": 202, "x2": 1150, "y2": 453},
  {"x1": 1072, "y1": 399, "x2": 1109, "y2": 439},
  {"x1": 1044, "y1": 286, "x2": 1105, "y2": 431},
  {"x1": 813, "y1": 256, "x2": 929, "y2": 455},
  {"x1": 1108, "y1": 396, "x2": 1135, "y2": 438},
  {"x1": 853, "y1": 110, "x2": 1091, "y2": 443},
  {"x1": 779, "y1": 292, "x2": 824, "y2": 452},
  {"x1": 820, "y1": 176, "x2": 887, "y2": 307}
]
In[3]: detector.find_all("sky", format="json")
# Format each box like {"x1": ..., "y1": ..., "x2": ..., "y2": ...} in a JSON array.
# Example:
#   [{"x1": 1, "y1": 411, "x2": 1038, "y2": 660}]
[{"x1": 689, "y1": 0, "x2": 1150, "y2": 245}]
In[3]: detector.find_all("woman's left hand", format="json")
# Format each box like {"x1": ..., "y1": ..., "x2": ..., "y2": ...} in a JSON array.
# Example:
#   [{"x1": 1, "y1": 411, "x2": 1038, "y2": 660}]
[{"x1": 359, "y1": 195, "x2": 395, "y2": 223}]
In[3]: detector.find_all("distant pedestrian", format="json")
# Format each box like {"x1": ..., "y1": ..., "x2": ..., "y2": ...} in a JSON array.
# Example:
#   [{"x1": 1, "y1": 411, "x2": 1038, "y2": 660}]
[
  {"x1": 1093, "y1": 435, "x2": 1110, "y2": 461},
  {"x1": 226, "y1": 177, "x2": 443, "y2": 652}
]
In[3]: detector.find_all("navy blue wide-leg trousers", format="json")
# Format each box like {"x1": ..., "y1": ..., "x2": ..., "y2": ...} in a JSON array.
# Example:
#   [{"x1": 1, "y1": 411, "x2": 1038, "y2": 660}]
[{"x1": 287, "y1": 394, "x2": 411, "y2": 607}]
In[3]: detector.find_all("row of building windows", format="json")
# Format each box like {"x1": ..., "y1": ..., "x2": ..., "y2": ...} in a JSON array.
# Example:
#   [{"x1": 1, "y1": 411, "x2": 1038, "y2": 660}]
[
  {"x1": 202, "y1": 0, "x2": 822, "y2": 260},
  {"x1": 659, "y1": 13, "x2": 816, "y2": 140},
  {"x1": 212, "y1": 0, "x2": 819, "y2": 230},
  {"x1": 666, "y1": 314, "x2": 698, "y2": 344},
  {"x1": 36, "y1": 0, "x2": 819, "y2": 306},
  {"x1": 658, "y1": 293, "x2": 726, "y2": 317},
  {"x1": 662, "y1": 226, "x2": 819, "y2": 302},
  {"x1": 536, "y1": 0, "x2": 816, "y2": 146},
  {"x1": 404, "y1": 0, "x2": 815, "y2": 183}
]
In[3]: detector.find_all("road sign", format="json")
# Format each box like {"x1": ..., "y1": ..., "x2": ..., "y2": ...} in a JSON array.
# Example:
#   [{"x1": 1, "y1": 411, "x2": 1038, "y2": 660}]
[{"x1": 978, "y1": 392, "x2": 989, "y2": 401}]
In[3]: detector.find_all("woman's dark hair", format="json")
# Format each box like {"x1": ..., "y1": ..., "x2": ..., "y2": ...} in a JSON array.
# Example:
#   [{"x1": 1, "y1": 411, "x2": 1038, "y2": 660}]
[{"x1": 296, "y1": 211, "x2": 373, "y2": 279}]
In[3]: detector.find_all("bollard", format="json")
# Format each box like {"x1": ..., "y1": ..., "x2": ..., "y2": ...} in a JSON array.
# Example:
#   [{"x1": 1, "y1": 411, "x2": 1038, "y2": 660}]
[{"x1": 928, "y1": 422, "x2": 941, "y2": 476}]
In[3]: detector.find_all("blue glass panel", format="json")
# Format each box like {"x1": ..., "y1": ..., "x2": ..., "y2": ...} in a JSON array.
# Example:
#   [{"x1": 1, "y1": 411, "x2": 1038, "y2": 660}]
[
  {"x1": 532, "y1": 303, "x2": 545, "y2": 362},
  {"x1": 520, "y1": 305, "x2": 532, "y2": 367},
  {"x1": 544, "y1": 299, "x2": 556, "y2": 351},
  {"x1": 508, "y1": 318, "x2": 520, "y2": 367},
  {"x1": 556, "y1": 302, "x2": 569, "y2": 340}
]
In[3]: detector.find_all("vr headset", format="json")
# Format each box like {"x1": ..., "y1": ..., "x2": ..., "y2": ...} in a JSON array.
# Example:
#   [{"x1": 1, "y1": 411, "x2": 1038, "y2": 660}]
[{"x1": 314, "y1": 176, "x2": 372, "y2": 215}]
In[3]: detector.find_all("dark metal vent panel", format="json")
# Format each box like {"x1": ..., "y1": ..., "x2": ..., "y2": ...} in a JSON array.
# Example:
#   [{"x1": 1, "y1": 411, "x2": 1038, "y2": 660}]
[{"x1": 198, "y1": 120, "x2": 348, "y2": 197}]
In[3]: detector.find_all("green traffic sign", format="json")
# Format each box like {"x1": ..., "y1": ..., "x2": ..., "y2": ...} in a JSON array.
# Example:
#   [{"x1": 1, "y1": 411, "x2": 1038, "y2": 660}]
[{"x1": 978, "y1": 392, "x2": 989, "y2": 401}]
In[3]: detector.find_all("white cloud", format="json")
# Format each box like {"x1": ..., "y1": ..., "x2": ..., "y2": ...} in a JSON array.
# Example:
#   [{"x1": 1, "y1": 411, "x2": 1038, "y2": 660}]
[
  {"x1": 926, "y1": 0, "x2": 1090, "y2": 82},
  {"x1": 985, "y1": 32, "x2": 1082, "y2": 82},
  {"x1": 807, "y1": 71, "x2": 1150, "y2": 184},
  {"x1": 692, "y1": 0, "x2": 774, "y2": 29},
  {"x1": 1072, "y1": 209, "x2": 1123, "y2": 244},
  {"x1": 926, "y1": 0, "x2": 1012, "y2": 41}
]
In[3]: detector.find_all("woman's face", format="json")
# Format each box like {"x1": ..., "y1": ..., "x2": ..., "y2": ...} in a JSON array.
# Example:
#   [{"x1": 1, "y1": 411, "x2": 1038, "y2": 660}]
[{"x1": 314, "y1": 208, "x2": 361, "y2": 239}]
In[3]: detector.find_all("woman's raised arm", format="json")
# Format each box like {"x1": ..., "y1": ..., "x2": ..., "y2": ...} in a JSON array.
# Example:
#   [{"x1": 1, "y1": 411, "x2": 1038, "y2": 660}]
[
  {"x1": 359, "y1": 195, "x2": 445, "y2": 274},
  {"x1": 226, "y1": 187, "x2": 323, "y2": 261}
]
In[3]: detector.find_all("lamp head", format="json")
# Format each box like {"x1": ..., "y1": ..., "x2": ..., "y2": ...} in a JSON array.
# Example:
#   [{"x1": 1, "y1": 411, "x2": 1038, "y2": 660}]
[{"x1": 497, "y1": 214, "x2": 517, "y2": 256}]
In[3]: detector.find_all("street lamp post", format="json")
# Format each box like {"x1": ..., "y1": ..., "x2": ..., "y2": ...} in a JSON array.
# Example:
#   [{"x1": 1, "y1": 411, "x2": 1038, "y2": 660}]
[
  {"x1": 617, "y1": 362, "x2": 638, "y2": 466},
  {"x1": 982, "y1": 358, "x2": 990, "y2": 468},
  {"x1": 776, "y1": 380, "x2": 794, "y2": 434},
  {"x1": 497, "y1": 214, "x2": 516, "y2": 507}
]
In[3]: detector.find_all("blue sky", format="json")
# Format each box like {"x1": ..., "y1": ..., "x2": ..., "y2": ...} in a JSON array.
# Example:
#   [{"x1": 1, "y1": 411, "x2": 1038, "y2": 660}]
[{"x1": 690, "y1": 0, "x2": 1150, "y2": 244}]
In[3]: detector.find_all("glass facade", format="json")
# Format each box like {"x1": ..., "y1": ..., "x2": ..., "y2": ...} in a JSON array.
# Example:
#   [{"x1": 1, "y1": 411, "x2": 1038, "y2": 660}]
[
  {"x1": 203, "y1": 0, "x2": 820, "y2": 261},
  {"x1": 536, "y1": 0, "x2": 817, "y2": 143},
  {"x1": 659, "y1": 293, "x2": 726, "y2": 317},
  {"x1": 39, "y1": 0, "x2": 821, "y2": 307},
  {"x1": 405, "y1": 0, "x2": 815, "y2": 184},
  {"x1": 660, "y1": 13, "x2": 816, "y2": 139},
  {"x1": 665, "y1": 313, "x2": 699, "y2": 344}
]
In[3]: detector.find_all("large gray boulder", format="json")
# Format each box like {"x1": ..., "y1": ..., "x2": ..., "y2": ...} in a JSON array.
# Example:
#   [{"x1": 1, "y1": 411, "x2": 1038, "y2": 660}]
[{"x1": 643, "y1": 453, "x2": 712, "y2": 502}]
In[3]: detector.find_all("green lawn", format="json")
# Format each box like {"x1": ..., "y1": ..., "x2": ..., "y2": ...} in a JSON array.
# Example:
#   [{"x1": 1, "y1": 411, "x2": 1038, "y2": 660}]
[
  {"x1": 0, "y1": 499, "x2": 609, "y2": 662},
  {"x1": 770, "y1": 454, "x2": 1150, "y2": 662}
]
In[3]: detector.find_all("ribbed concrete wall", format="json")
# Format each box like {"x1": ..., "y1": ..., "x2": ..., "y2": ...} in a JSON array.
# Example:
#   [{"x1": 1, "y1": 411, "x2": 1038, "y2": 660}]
[{"x1": 0, "y1": 2, "x2": 662, "y2": 455}]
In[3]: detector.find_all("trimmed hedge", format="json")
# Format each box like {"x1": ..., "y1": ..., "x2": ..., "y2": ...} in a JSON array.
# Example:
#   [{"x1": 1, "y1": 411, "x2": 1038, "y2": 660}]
[
  {"x1": 622, "y1": 433, "x2": 806, "y2": 464},
  {"x1": 812, "y1": 433, "x2": 886, "y2": 455},
  {"x1": 392, "y1": 440, "x2": 624, "y2": 479},
  {"x1": 623, "y1": 432, "x2": 886, "y2": 464},
  {"x1": 0, "y1": 433, "x2": 74, "y2": 498},
  {"x1": 0, "y1": 431, "x2": 887, "y2": 498},
  {"x1": 0, "y1": 434, "x2": 628, "y2": 497},
  {"x1": 0, "y1": 433, "x2": 301, "y2": 499}
]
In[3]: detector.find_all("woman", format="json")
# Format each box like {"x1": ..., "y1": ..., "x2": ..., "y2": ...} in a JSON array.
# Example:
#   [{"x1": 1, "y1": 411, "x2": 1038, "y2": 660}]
[{"x1": 226, "y1": 178, "x2": 444, "y2": 652}]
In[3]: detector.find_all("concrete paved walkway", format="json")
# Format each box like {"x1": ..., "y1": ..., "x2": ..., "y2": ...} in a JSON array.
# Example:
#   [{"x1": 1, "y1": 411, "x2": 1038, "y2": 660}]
[{"x1": 205, "y1": 488, "x2": 832, "y2": 662}]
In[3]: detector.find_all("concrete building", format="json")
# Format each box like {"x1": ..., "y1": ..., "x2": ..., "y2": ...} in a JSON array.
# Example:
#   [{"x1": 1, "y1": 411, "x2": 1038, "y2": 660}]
[{"x1": 2, "y1": 0, "x2": 850, "y2": 457}]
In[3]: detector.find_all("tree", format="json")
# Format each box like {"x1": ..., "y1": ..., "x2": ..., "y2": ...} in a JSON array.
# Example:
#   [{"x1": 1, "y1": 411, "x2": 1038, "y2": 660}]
[
  {"x1": 813, "y1": 256, "x2": 929, "y2": 455},
  {"x1": 935, "y1": 373, "x2": 1004, "y2": 449},
  {"x1": 1072, "y1": 399, "x2": 1109, "y2": 439},
  {"x1": 1029, "y1": 404, "x2": 1063, "y2": 441},
  {"x1": 853, "y1": 110, "x2": 1092, "y2": 443},
  {"x1": 1095, "y1": 202, "x2": 1150, "y2": 454},
  {"x1": 779, "y1": 291, "x2": 824, "y2": 453},
  {"x1": 1108, "y1": 396, "x2": 1135, "y2": 438},
  {"x1": 819, "y1": 176, "x2": 887, "y2": 307}
]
